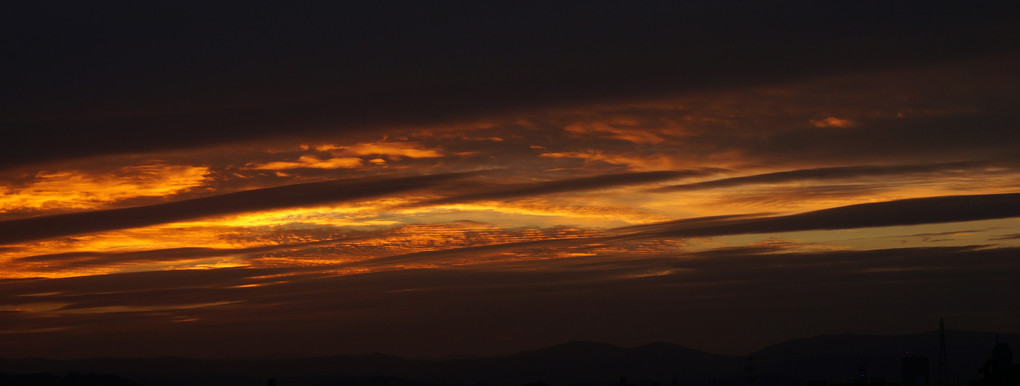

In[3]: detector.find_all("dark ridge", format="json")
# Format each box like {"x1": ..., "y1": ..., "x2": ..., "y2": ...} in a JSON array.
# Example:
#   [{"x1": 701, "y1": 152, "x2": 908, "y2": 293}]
[{"x1": 1, "y1": 332, "x2": 1018, "y2": 385}]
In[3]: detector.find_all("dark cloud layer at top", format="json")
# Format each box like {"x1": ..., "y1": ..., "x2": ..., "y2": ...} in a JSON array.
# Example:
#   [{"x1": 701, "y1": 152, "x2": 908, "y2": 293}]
[{"x1": 3, "y1": 2, "x2": 1016, "y2": 168}]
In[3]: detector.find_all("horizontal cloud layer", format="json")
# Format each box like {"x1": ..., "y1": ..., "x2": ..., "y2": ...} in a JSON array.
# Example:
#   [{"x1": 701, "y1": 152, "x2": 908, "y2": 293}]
[{"x1": 0, "y1": 173, "x2": 473, "y2": 244}]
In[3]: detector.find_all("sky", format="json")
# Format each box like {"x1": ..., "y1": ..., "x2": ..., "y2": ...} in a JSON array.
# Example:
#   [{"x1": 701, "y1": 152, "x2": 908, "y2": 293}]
[{"x1": 2, "y1": 2, "x2": 1020, "y2": 359}]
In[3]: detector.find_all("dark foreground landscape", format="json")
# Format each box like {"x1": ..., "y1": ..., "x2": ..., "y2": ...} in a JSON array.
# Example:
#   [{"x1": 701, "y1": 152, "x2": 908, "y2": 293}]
[{"x1": 2, "y1": 330, "x2": 1018, "y2": 386}]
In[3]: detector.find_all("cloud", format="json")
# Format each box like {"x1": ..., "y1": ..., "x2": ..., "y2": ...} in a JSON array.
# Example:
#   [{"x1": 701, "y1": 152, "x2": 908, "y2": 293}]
[
  {"x1": 654, "y1": 162, "x2": 981, "y2": 192},
  {"x1": 748, "y1": 110, "x2": 1020, "y2": 164},
  {"x1": 0, "y1": 173, "x2": 474, "y2": 244},
  {"x1": 330, "y1": 192, "x2": 1020, "y2": 271},
  {"x1": 406, "y1": 170, "x2": 709, "y2": 207},
  {"x1": 314, "y1": 141, "x2": 444, "y2": 158},
  {"x1": 339, "y1": 235, "x2": 609, "y2": 270},
  {"x1": 0, "y1": 164, "x2": 210, "y2": 213},
  {"x1": 564, "y1": 121, "x2": 676, "y2": 144},
  {"x1": 991, "y1": 232, "x2": 1020, "y2": 241},
  {"x1": 343, "y1": 142, "x2": 443, "y2": 158},
  {"x1": 625, "y1": 192, "x2": 1020, "y2": 239},
  {"x1": 539, "y1": 151, "x2": 718, "y2": 171},
  {"x1": 248, "y1": 155, "x2": 364, "y2": 170},
  {"x1": 5, "y1": 3, "x2": 1013, "y2": 169},
  {"x1": 5, "y1": 243, "x2": 1020, "y2": 358},
  {"x1": 14, "y1": 240, "x2": 339, "y2": 271},
  {"x1": 809, "y1": 116, "x2": 853, "y2": 128}
]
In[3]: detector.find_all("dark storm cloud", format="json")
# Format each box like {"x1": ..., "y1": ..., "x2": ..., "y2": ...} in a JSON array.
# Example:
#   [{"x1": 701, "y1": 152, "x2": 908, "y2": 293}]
[
  {"x1": 0, "y1": 173, "x2": 472, "y2": 244},
  {"x1": 408, "y1": 170, "x2": 708, "y2": 207},
  {"x1": 2, "y1": 2, "x2": 1016, "y2": 168},
  {"x1": 654, "y1": 162, "x2": 979, "y2": 192}
]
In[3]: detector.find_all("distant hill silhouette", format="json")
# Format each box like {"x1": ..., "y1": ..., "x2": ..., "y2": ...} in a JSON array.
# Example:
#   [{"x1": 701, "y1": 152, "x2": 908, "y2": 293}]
[
  {"x1": 1, "y1": 331, "x2": 1016, "y2": 386},
  {"x1": 0, "y1": 372, "x2": 142, "y2": 386}
]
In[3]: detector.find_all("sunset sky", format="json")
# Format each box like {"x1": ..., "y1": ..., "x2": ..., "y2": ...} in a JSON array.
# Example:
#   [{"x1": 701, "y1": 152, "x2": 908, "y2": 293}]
[{"x1": 2, "y1": 2, "x2": 1020, "y2": 359}]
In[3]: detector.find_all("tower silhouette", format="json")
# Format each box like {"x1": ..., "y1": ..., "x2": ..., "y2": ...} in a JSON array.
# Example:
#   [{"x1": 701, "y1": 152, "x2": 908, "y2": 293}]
[{"x1": 939, "y1": 318, "x2": 948, "y2": 386}]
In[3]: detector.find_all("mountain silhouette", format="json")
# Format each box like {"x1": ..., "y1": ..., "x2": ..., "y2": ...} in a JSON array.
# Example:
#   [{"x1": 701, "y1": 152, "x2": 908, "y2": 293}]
[
  {"x1": 0, "y1": 372, "x2": 142, "y2": 386},
  {"x1": 1, "y1": 331, "x2": 1016, "y2": 385}
]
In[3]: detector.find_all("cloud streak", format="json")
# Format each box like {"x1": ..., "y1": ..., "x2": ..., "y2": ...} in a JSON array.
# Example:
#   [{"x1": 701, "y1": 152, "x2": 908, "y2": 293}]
[
  {"x1": 653, "y1": 162, "x2": 980, "y2": 192},
  {"x1": 407, "y1": 170, "x2": 708, "y2": 207},
  {"x1": 0, "y1": 173, "x2": 473, "y2": 244},
  {"x1": 327, "y1": 193, "x2": 1020, "y2": 271},
  {"x1": 14, "y1": 239, "x2": 341, "y2": 271},
  {"x1": 626, "y1": 192, "x2": 1020, "y2": 239}
]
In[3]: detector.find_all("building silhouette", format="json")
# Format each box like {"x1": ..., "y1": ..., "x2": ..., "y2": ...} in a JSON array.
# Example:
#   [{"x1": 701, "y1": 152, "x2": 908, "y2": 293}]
[
  {"x1": 974, "y1": 335, "x2": 1016, "y2": 385},
  {"x1": 902, "y1": 354, "x2": 930, "y2": 386}
]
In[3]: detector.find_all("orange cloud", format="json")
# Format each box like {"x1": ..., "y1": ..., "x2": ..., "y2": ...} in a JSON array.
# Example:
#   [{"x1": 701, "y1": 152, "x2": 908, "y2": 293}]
[
  {"x1": 540, "y1": 150, "x2": 740, "y2": 171},
  {"x1": 564, "y1": 121, "x2": 678, "y2": 144},
  {"x1": 810, "y1": 116, "x2": 853, "y2": 128},
  {"x1": 316, "y1": 141, "x2": 444, "y2": 158},
  {"x1": 249, "y1": 155, "x2": 364, "y2": 170},
  {"x1": 0, "y1": 164, "x2": 209, "y2": 213},
  {"x1": 6, "y1": 301, "x2": 240, "y2": 316}
]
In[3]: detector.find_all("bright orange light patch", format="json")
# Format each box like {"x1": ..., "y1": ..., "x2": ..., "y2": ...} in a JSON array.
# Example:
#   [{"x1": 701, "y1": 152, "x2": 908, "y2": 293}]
[
  {"x1": 316, "y1": 141, "x2": 444, "y2": 158},
  {"x1": 0, "y1": 164, "x2": 209, "y2": 213},
  {"x1": 810, "y1": 116, "x2": 853, "y2": 128},
  {"x1": 249, "y1": 155, "x2": 364, "y2": 170}
]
